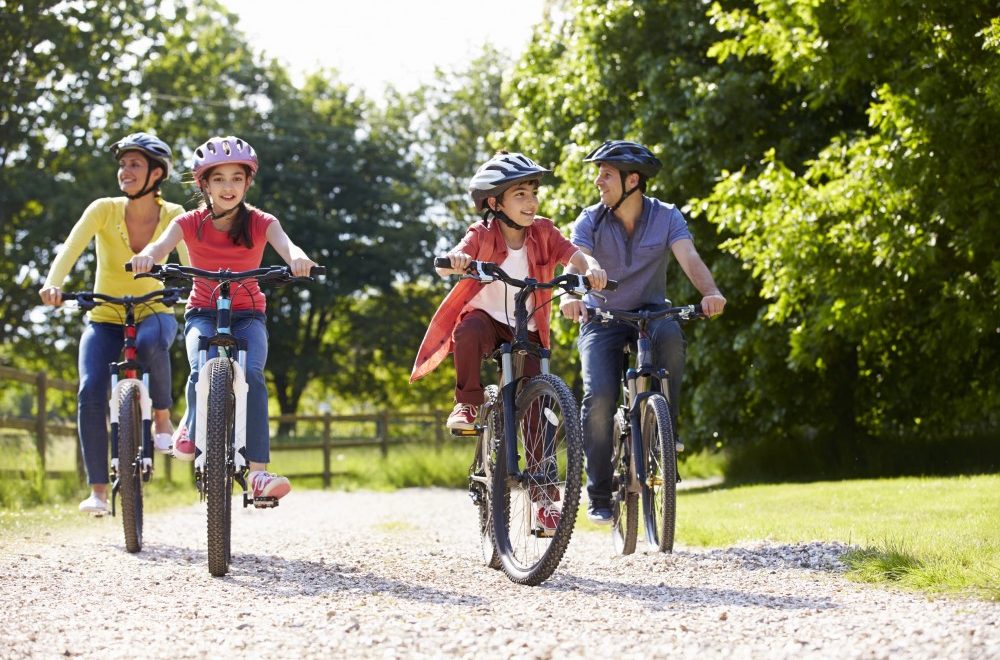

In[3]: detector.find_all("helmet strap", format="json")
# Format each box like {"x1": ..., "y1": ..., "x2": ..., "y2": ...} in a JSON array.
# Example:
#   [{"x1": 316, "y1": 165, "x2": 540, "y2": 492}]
[{"x1": 482, "y1": 209, "x2": 526, "y2": 231}]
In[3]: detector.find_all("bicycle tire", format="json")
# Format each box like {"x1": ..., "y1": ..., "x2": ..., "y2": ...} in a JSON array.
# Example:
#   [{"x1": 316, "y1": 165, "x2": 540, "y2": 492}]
[
  {"x1": 117, "y1": 381, "x2": 143, "y2": 553},
  {"x1": 611, "y1": 409, "x2": 638, "y2": 556},
  {"x1": 472, "y1": 385, "x2": 502, "y2": 569},
  {"x1": 641, "y1": 394, "x2": 677, "y2": 553},
  {"x1": 492, "y1": 373, "x2": 583, "y2": 585},
  {"x1": 205, "y1": 357, "x2": 235, "y2": 577}
]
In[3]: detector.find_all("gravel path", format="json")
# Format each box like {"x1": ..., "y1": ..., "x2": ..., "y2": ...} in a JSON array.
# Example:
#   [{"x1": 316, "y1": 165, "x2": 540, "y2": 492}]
[{"x1": 1, "y1": 488, "x2": 996, "y2": 659}]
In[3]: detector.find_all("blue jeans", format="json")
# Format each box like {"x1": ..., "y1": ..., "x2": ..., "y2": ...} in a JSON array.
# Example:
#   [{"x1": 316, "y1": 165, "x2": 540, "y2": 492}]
[
  {"x1": 181, "y1": 310, "x2": 270, "y2": 464},
  {"x1": 578, "y1": 306, "x2": 686, "y2": 502},
  {"x1": 77, "y1": 313, "x2": 178, "y2": 485}
]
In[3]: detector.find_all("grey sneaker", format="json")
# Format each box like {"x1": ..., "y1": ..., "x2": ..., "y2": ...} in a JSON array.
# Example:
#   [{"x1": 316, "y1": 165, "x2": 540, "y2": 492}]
[{"x1": 587, "y1": 498, "x2": 613, "y2": 524}]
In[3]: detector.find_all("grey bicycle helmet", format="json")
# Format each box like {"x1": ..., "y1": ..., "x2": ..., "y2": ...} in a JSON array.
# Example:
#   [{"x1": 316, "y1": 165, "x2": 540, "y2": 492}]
[
  {"x1": 583, "y1": 140, "x2": 661, "y2": 178},
  {"x1": 110, "y1": 132, "x2": 173, "y2": 176},
  {"x1": 468, "y1": 152, "x2": 551, "y2": 212}
]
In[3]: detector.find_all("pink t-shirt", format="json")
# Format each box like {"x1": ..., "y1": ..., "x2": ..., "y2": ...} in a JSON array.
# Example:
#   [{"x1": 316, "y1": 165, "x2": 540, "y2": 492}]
[{"x1": 175, "y1": 208, "x2": 276, "y2": 311}]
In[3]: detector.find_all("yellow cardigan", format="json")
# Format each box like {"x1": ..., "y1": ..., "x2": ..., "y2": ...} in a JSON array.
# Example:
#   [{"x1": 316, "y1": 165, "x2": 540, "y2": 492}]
[{"x1": 43, "y1": 197, "x2": 189, "y2": 323}]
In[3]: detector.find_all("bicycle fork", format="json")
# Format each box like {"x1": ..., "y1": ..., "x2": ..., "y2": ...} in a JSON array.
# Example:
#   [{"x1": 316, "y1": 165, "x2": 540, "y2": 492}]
[{"x1": 108, "y1": 374, "x2": 153, "y2": 517}]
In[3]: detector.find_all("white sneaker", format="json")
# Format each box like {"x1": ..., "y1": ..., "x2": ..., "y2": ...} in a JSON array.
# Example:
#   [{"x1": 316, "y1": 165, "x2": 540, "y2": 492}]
[
  {"x1": 79, "y1": 493, "x2": 108, "y2": 516},
  {"x1": 154, "y1": 432, "x2": 173, "y2": 454}
]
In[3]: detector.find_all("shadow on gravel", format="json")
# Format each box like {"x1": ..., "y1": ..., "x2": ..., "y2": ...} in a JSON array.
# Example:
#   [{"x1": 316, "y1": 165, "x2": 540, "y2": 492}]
[
  {"x1": 542, "y1": 572, "x2": 839, "y2": 611},
  {"x1": 132, "y1": 543, "x2": 486, "y2": 607}
]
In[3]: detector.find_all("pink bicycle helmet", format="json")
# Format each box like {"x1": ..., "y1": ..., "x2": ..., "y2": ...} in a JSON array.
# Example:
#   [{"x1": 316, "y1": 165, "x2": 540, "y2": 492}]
[{"x1": 192, "y1": 135, "x2": 259, "y2": 180}]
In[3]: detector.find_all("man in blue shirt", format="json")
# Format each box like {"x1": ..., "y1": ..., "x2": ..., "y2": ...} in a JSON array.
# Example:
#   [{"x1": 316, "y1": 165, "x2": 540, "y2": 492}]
[{"x1": 561, "y1": 140, "x2": 727, "y2": 523}]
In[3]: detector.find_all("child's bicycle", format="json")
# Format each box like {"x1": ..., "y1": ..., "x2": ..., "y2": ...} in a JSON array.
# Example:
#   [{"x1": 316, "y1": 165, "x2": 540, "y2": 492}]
[
  {"x1": 61, "y1": 287, "x2": 186, "y2": 552},
  {"x1": 591, "y1": 303, "x2": 704, "y2": 554},
  {"x1": 435, "y1": 257, "x2": 615, "y2": 585},
  {"x1": 131, "y1": 262, "x2": 323, "y2": 576}
]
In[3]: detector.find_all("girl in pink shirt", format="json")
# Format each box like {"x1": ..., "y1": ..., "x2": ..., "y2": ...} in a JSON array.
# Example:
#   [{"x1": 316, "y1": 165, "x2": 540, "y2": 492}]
[{"x1": 131, "y1": 136, "x2": 316, "y2": 501}]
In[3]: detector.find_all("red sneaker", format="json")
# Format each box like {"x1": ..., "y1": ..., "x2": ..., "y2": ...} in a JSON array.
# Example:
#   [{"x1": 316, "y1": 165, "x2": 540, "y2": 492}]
[
  {"x1": 446, "y1": 403, "x2": 478, "y2": 431},
  {"x1": 249, "y1": 471, "x2": 291, "y2": 500},
  {"x1": 172, "y1": 426, "x2": 195, "y2": 462},
  {"x1": 535, "y1": 501, "x2": 562, "y2": 534}
]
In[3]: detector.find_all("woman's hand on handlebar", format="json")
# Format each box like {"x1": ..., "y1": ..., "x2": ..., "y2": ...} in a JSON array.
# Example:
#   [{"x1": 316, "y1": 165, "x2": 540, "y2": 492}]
[
  {"x1": 129, "y1": 254, "x2": 156, "y2": 274},
  {"x1": 38, "y1": 285, "x2": 62, "y2": 307}
]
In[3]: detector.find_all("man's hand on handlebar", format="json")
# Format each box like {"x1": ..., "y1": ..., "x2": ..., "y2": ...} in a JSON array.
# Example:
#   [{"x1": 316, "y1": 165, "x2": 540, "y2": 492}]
[{"x1": 560, "y1": 299, "x2": 589, "y2": 324}]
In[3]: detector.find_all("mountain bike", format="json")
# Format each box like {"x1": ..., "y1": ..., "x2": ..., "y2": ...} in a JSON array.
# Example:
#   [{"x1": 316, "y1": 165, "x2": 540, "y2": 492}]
[
  {"x1": 591, "y1": 304, "x2": 704, "y2": 555},
  {"x1": 62, "y1": 288, "x2": 186, "y2": 552},
  {"x1": 133, "y1": 263, "x2": 323, "y2": 576},
  {"x1": 436, "y1": 257, "x2": 615, "y2": 585}
]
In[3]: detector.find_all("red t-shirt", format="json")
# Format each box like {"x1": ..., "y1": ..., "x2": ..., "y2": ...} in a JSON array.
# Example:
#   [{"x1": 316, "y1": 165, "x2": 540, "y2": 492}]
[{"x1": 175, "y1": 208, "x2": 276, "y2": 311}]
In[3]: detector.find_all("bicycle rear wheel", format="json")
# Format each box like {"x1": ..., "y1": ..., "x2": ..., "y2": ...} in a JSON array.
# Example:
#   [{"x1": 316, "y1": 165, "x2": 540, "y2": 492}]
[
  {"x1": 492, "y1": 374, "x2": 583, "y2": 586},
  {"x1": 611, "y1": 409, "x2": 638, "y2": 556},
  {"x1": 641, "y1": 394, "x2": 677, "y2": 552},
  {"x1": 205, "y1": 357, "x2": 235, "y2": 577},
  {"x1": 471, "y1": 385, "x2": 501, "y2": 569},
  {"x1": 118, "y1": 381, "x2": 143, "y2": 553}
]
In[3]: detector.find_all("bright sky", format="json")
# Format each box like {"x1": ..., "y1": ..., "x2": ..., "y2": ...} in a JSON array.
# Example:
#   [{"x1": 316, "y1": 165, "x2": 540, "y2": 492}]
[{"x1": 219, "y1": 0, "x2": 548, "y2": 95}]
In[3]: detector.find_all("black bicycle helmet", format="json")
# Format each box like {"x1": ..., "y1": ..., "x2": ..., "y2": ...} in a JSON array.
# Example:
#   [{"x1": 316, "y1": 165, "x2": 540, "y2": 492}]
[
  {"x1": 583, "y1": 140, "x2": 661, "y2": 178},
  {"x1": 469, "y1": 152, "x2": 551, "y2": 212},
  {"x1": 109, "y1": 132, "x2": 173, "y2": 199}
]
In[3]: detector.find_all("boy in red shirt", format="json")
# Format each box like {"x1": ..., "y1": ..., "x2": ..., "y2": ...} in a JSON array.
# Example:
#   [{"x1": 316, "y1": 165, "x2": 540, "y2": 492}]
[{"x1": 411, "y1": 152, "x2": 606, "y2": 431}]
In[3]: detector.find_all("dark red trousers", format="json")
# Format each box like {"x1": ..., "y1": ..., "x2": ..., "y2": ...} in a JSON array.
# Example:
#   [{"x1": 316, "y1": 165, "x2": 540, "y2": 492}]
[{"x1": 452, "y1": 309, "x2": 540, "y2": 405}]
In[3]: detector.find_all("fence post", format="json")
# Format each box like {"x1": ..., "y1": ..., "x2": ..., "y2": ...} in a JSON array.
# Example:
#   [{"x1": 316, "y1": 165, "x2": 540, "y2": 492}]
[
  {"x1": 35, "y1": 371, "x2": 47, "y2": 471},
  {"x1": 377, "y1": 411, "x2": 389, "y2": 457},
  {"x1": 322, "y1": 412, "x2": 331, "y2": 489}
]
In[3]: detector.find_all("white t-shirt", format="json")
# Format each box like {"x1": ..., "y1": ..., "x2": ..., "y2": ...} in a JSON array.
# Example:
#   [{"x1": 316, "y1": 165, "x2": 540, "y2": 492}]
[{"x1": 466, "y1": 245, "x2": 536, "y2": 331}]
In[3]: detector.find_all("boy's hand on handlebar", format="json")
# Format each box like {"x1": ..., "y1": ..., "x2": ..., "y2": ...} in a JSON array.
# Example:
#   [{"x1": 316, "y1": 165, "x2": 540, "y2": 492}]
[
  {"x1": 560, "y1": 299, "x2": 589, "y2": 324},
  {"x1": 129, "y1": 255, "x2": 156, "y2": 274},
  {"x1": 584, "y1": 267, "x2": 607, "y2": 291},
  {"x1": 445, "y1": 252, "x2": 472, "y2": 274},
  {"x1": 701, "y1": 293, "x2": 727, "y2": 318},
  {"x1": 289, "y1": 257, "x2": 318, "y2": 278},
  {"x1": 38, "y1": 285, "x2": 62, "y2": 307}
]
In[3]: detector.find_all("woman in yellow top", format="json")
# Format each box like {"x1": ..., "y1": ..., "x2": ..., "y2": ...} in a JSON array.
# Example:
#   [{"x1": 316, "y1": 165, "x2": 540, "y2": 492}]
[{"x1": 38, "y1": 133, "x2": 189, "y2": 515}]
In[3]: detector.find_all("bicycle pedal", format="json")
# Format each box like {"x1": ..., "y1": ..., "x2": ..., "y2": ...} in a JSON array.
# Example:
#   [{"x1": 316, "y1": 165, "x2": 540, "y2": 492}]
[
  {"x1": 532, "y1": 527, "x2": 556, "y2": 539},
  {"x1": 450, "y1": 427, "x2": 481, "y2": 438},
  {"x1": 246, "y1": 495, "x2": 279, "y2": 509}
]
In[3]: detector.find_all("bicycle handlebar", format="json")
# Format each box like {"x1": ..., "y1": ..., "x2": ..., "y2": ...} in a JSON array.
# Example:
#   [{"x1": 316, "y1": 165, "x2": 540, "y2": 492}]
[
  {"x1": 593, "y1": 304, "x2": 705, "y2": 323},
  {"x1": 61, "y1": 288, "x2": 188, "y2": 311},
  {"x1": 126, "y1": 262, "x2": 326, "y2": 284},
  {"x1": 433, "y1": 257, "x2": 618, "y2": 294}
]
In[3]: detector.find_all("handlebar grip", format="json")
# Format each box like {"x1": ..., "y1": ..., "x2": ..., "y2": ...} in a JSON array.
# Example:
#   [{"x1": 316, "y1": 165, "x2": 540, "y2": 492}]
[
  {"x1": 434, "y1": 257, "x2": 452, "y2": 269},
  {"x1": 693, "y1": 303, "x2": 704, "y2": 316},
  {"x1": 604, "y1": 279, "x2": 619, "y2": 292},
  {"x1": 310, "y1": 266, "x2": 326, "y2": 277},
  {"x1": 125, "y1": 263, "x2": 162, "y2": 274}
]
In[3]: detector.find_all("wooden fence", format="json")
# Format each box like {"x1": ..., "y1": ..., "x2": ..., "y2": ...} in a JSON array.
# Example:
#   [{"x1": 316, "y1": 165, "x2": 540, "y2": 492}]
[
  {"x1": 0, "y1": 365, "x2": 80, "y2": 478},
  {"x1": 1, "y1": 365, "x2": 448, "y2": 487}
]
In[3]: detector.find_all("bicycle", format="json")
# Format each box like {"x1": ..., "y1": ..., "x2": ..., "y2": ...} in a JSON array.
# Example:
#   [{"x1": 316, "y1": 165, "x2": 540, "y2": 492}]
[
  {"x1": 590, "y1": 303, "x2": 704, "y2": 555},
  {"x1": 436, "y1": 257, "x2": 615, "y2": 585},
  {"x1": 132, "y1": 262, "x2": 323, "y2": 576},
  {"x1": 61, "y1": 287, "x2": 186, "y2": 552}
]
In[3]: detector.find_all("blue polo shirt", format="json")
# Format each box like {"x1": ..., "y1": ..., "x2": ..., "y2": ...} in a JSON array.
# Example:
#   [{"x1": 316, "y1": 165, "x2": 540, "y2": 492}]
[{"x1": 570, "y1": 196, "x2": 692, "y2": 310}]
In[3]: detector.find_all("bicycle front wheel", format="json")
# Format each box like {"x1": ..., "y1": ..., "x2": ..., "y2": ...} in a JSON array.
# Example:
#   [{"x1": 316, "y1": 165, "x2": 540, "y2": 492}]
[
  {"x1": 611, "y1": 409, "x2": 638, "y2": 556},
  {"x1": 117, "y1": 381, "x2": 143, "y2": 553},
  {"x1": 205, "y1": 357, "x2": 235, "y2": 577},
  {"x1": 492, "y1": 374, "x2": 583, "y2": 586},
  {"x1": 471, "y1": 385, "x2": 501, "y2": 569},
  {"x1": 641, "y1": 394, "x2": 677, "y2": 553}
]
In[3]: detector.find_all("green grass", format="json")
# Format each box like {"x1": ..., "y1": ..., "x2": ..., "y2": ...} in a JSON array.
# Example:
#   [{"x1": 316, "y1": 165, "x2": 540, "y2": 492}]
[{"x1": 673, "y1": 475, "x2": 1000, "y2": 600}]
